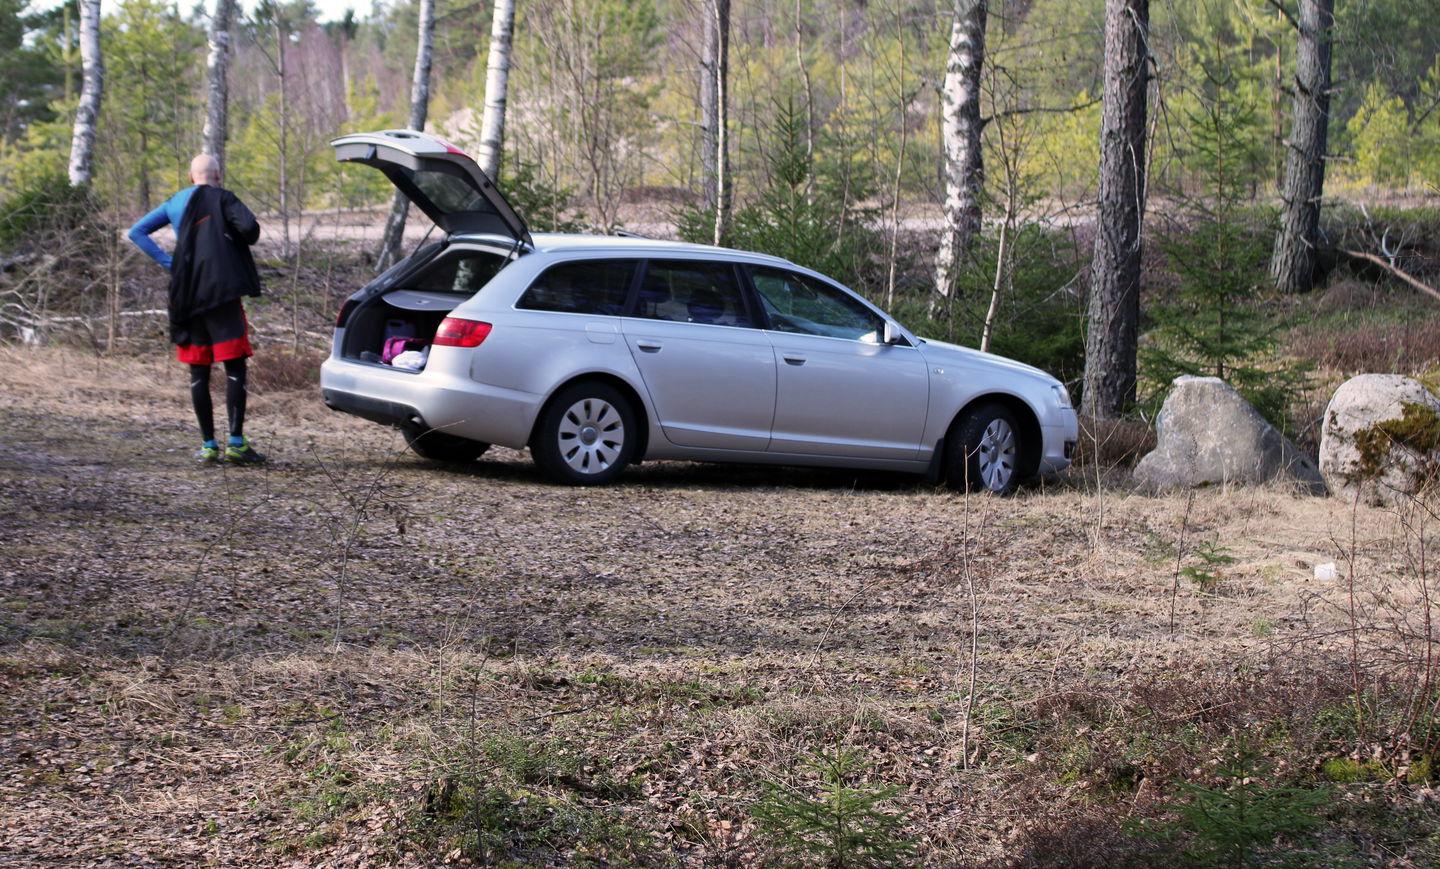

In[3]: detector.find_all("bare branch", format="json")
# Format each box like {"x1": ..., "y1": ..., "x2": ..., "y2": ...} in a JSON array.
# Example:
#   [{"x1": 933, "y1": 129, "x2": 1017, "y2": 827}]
[
  {"x1": 1339, "y1": 249, "x2": 1440, "y2": 304},
  {"x1": 985, "y1": 95, "x2": 1102, "y2": 124},
  {"x1": 1265, "y1": 0, "x2": 1300, "y2": 31}
]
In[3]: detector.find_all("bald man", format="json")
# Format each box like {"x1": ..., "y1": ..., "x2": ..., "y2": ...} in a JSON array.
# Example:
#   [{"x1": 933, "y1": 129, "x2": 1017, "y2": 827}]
[{"x1": 128, "y1": 154, "x2": 267, "y2": 464}]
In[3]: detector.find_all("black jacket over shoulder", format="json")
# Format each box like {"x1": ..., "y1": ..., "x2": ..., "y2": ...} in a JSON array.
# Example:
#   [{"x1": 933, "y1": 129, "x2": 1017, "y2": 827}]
[{"x1": 168, "y1": 185, "x2": 262, "y2": 344}]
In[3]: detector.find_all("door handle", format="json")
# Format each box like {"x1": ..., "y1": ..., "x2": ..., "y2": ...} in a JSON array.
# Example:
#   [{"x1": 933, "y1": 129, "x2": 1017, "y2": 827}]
[
  {"x1": 783, "y1": 355, "x2": 806, "y2": 366},
  {"x1": 636, "y1": 341, "x2": 662, "y2": 353}
]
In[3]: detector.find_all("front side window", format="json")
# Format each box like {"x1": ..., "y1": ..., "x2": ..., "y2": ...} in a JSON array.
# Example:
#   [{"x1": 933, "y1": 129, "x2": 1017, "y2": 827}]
[
  {"x1": 635, "y1": 260, "x2": 753, "y2": 326},
  {"x1": 746, "y1": 266, "x2": 883, "y2": 342},
  {"x1": 412, "y1": 251, "x2": 507, "y2": 294},
  {"x1": 517, "y1": 259, "x2": 637, "y2": 315}
]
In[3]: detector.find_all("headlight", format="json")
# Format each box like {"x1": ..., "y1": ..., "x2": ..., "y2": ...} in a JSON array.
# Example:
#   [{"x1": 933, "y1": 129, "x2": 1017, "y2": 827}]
[{"x1": 1051, "y1": 383, "x2": 1072, "y2": 409}]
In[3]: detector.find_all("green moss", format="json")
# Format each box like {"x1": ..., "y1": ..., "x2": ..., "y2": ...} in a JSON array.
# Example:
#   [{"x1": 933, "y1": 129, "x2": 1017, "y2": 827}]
[
  {"x1": 1408, "y1": 756, "x2": 1434, "y2": 784},
  {"x1": 1321, "y1": 757, "x2": 1387, "y2": 783},
  {"x1": 1353, "y1": 401, "x2": 1440, "y2": 479}
]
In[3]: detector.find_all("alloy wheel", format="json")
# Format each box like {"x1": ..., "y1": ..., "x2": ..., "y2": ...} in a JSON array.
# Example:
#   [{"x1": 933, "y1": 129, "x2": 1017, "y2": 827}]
[
  {"x1": 977, "y1": 417, "x2": 1016, "y2": 491},
  {"x1": 556, "y1": 397, "x2": 626, "y2": 475}
]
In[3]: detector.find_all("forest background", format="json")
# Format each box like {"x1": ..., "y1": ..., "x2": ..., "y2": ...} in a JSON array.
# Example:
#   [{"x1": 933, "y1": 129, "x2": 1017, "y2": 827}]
[
  {"x1": 6, "y1": 2, "x2": 1440, "y2": 865},
  {"x1": 1, "y1": 0, "x2": 1439, "y2": 434}
]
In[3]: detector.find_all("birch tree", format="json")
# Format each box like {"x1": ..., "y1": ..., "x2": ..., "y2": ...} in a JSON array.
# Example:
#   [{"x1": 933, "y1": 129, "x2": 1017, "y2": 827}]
[
  {"x1": 1269, "y1": 0, "x2": 1334, "y2": 294},
  {"x1": 67, "y1": 0, "x2": 103, "y2": 187},
  {"x1": 932, "y1": 0, "x2": 986, "y2": 317},
  {"x1": 699, "y1": 0, "x2": 730, "y2": 245},
  {"x1": 203, "y1": 0, "x2": 235, "y2": 167},
  {"x1": 377, "y1": 0, "x2": 436, "y2": 272},
  {"x1": 476, "y1": 0, "x2": 516, "y2": 179},
  {"x1": 1081, "y1": 0, "x2": 1150, "y2": 419}
]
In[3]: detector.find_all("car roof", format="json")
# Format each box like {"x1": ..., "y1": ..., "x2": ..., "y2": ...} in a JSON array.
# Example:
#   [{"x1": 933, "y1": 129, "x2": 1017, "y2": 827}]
[{"x1": 453, "y1": 231, "x2": 797, "y2": 267}]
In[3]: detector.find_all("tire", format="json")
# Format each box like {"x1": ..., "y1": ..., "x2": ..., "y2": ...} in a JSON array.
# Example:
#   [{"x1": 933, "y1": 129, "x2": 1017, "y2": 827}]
[
  {"x1": 402, "y1": 427, "x2": 490, "y2": 462},
  {"x1": 531, "y1": 382, "x2": 637, "y2": 485},
  {"x1": 945, "y1": 403, "x2": 1023, "y2": 494}
]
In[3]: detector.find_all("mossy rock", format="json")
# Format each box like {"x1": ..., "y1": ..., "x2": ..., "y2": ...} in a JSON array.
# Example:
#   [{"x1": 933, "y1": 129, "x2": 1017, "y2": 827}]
[{"x1": 1320, "y1": 375, "x2": 1440, "y2": 504}]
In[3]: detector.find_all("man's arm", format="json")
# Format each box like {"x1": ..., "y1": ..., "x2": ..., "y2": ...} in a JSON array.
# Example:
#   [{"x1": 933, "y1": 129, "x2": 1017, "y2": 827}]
[
  {"x1": 221, "y1": 191, "x2": 261, "y2": 246},
  {"x1": 126, "y1": 204, "x2": 174, "y2": 270}
]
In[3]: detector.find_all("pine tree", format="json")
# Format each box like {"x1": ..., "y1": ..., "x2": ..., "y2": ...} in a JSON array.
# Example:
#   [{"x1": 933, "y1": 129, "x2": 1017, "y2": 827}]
[{"x1": 1143, "y1": 63, "x2": 1310, "y2": 430}]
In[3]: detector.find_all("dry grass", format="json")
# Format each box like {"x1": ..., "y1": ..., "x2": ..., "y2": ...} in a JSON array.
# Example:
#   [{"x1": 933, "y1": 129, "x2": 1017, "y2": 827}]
[
  {"x1": 1299, "y1": 320, "x2": 1440, "y2": 376},
  {"x1": 2, "y1": 346, "x2": 1439, "y2": 866},
  {"x1": 1072, "y1": 415, "x2": 1157, "y2": 468}
]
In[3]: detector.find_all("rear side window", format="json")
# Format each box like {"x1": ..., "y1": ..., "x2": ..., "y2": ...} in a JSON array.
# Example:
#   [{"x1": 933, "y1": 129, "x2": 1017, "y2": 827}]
[
  {"x1": 635, "y1": 259, "x2": 753, "y2": 326},
  {"x1": 412, "y1": 251, "x2": 506, "y2": 294},
  {"x1": 518, "y1": 259, "x2": 637, "y2": 315}
]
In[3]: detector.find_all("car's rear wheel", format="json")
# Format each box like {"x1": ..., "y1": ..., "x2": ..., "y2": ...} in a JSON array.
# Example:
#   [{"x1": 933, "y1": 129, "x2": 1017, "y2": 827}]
[
  {"x1": 945, "y1": 403, "x2": 1022, "y2": 494},
  {"x1": 402, "y1": 427, "x2": 490, "y2": 462},
  {"x1": 531, "y1": 382, "x2": 636, "y2": 485}
]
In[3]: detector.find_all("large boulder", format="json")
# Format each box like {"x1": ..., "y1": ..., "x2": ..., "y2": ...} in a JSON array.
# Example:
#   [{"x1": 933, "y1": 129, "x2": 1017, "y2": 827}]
[
  {"x1": 1319, "y1": 374, "x2": 1440, "y2": 504},
  {"x1": 1134, "y1": 376, "x2": 1326, "y2": 493}
]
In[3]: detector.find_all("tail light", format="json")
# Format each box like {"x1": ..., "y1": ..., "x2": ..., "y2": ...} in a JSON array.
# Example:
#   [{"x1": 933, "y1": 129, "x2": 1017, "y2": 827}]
[
  {"x1": 433, "y1": 317, "x2": 493, "y2": 348},
  {"x1": 335, "y1": 299, "x2": 358, "y2": 328}
]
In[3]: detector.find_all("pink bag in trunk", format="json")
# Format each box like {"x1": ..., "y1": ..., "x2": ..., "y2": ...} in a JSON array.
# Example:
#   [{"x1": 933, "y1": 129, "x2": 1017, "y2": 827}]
[{"x1": 382, "y1": 337, "x2": 425, "y2": 364}]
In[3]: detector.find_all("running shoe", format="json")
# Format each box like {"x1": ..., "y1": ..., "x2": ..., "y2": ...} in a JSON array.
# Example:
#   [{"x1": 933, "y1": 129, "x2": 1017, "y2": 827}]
[
  {"x1": 195, "y1": 445, "x2": 220, "y2": 464},
  {"x1": 224, "y1": 437, "x2": 268, "y2": 465}
]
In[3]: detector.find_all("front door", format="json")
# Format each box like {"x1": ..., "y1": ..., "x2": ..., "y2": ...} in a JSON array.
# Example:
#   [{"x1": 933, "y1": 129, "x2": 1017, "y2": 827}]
[{"x1": 746, "y1": 265, "x2": 929, "y2": 460}]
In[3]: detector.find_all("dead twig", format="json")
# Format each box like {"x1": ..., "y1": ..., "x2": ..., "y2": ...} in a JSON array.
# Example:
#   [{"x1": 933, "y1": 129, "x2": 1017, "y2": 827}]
[{"x1": 1339, "y1": 248, "x2": 1440, "y2": 304}]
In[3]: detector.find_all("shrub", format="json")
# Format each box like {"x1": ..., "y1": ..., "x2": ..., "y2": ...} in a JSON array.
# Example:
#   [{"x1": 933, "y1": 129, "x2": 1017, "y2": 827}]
[
  {"x1": 1131, "y1": 754, "x2": 1332, "y2": 868},
  {"x1": 752, "y1": 747, "x2": 915, "y2": 868},
  {"x1": 499, "y1": 159, "x2": 583, "y2": 234},
  {"x1": 0, "y1": 169, "x2": 97, "y2": 251},
  {"x1": 894, "y1": 224, "x2": 1087, "y2": 384},
  {"x1": 682, "y1": 96, "x2": 884, "y2": 297}
]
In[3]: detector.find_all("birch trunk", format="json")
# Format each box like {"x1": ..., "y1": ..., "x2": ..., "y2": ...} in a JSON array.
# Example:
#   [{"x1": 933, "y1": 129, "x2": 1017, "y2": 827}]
[
  {"x1": 476, "y1": 0, "x2": 516, "y2": 179},
  {"x1": 1269, "y1": 0, "x2": 1334, "y2": 295},
  {"x1": 1081, "y1": 0, "x2": 1150, "y2": 420},
  {"x1": 931, "y1": 0, "x2": 986, "y2": 317},
  {"x1": 699, "y1": 0, "x2": 730, "y2": 245},
  {"x1": 712, "y1": 0, "x2": 730, "y2": 245},
  {"x1": 277, "y1": 20, "x2": 290, "y2": 258},
  {"x1": 68, "y1": 0, "x2": 103, "y2": 187},
  {"x1": 378, "y1": 0, "x2": 437, "y2": 272},
  {"x1": 202, "y1": 0, "x2": 235, "y2": 167}
]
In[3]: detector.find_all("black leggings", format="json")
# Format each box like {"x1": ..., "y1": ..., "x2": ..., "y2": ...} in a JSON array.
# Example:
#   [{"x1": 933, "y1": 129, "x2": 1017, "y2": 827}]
[{"x1": 189, "y1": 357, "x2": 248, "y2": 442}]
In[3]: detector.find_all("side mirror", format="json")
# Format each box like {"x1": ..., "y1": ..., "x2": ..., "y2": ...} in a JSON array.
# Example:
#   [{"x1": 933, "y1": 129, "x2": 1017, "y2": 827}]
[{"x1": 882, "y1": 321, "x2": 908, "y2": 346}]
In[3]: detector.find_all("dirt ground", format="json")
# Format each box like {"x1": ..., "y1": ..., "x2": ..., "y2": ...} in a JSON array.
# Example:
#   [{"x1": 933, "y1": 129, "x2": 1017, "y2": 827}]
[{"x1": 1, "y1": 345, "x2": 1436, "y2": 867}]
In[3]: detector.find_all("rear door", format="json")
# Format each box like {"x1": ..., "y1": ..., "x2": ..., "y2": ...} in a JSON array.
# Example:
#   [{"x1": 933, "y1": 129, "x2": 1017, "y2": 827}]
[{"x1": 622, "y1": 259, "x2": 776, "y2": 451}]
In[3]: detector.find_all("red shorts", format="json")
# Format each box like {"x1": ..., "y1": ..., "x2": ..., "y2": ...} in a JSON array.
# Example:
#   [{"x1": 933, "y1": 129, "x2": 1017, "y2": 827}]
[{"x1": 176, "y1": 300, "x2": 253, "y2": 365}]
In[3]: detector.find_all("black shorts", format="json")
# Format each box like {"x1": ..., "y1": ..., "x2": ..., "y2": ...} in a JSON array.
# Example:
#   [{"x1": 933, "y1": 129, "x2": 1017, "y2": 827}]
[{"x1": 175, "y1": 300, "x2": 252, "y2": 365}]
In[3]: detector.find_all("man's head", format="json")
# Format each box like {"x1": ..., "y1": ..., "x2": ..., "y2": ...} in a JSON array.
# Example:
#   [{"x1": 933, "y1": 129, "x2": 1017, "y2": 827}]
[{"x1": 189, "y1": 154, "x2": 221, "y2": 186}]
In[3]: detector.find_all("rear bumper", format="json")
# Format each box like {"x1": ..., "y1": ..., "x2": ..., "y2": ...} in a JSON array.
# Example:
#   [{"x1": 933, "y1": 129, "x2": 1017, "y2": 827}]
[
  {"x1": 319, "y1": 355, "x2": 539, "y2": 447},
  {"x1": 321, "y1": 389, "x2": 423, "y2": 428}
]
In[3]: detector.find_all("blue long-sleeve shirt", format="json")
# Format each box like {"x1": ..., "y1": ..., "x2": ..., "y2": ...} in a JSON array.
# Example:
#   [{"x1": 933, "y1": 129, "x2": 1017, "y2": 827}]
[{"x1": 127, "y1": 186, "x2": 198, "y2": 270}]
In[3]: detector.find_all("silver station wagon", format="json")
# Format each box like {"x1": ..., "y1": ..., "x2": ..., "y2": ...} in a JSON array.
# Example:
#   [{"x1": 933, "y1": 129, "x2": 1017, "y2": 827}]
[{"x1": 321, "y1": 130, "x2": 1078, "y2": 491}]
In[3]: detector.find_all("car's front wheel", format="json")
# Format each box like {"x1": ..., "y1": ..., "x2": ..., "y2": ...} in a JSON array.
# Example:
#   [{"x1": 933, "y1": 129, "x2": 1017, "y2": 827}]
[
  {"x1": 945, "y1": 403, "x2": 1022, "y2": 494},
  {"x1": 531, "y1": 382, "x2": 637, "y2": 485},
  {"x1": 402, "y1": 427, "x2": 491, "y2": 462}
]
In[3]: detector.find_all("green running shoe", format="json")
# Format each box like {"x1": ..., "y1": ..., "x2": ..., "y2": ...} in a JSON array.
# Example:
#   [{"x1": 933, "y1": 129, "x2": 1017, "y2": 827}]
[
  {"x1": 224, "y1": 437, "x2": 268, "y2": 465},
  {"x1": 195, "y1": 444, "x2": 221, "y2": 464}
]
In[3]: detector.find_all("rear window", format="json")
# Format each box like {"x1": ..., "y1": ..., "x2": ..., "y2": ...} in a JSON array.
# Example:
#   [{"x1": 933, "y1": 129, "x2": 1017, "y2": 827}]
[
  {"x1": 517, "y1": 259, "x2": 637, "y2": 315},
  {"x1": 412, "y1": 251, "x2": 507, "y2": 294}
]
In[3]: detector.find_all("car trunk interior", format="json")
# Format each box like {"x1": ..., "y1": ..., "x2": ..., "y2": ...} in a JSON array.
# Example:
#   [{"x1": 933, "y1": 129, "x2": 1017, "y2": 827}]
[
  {"x1": 342, "y1": 290, "x2": 466, "y2": 366},
  {"x1": 341, "y1": 248, "x2": 509, "y2": 367}
]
